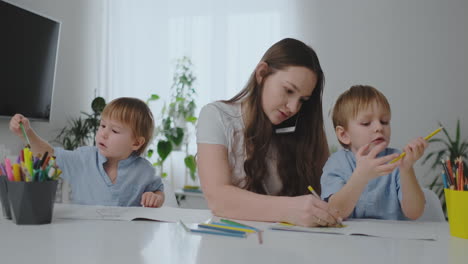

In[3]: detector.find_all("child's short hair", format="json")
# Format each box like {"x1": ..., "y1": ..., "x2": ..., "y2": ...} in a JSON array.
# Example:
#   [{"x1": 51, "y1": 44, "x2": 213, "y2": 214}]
[
  {"x1": 331, "y1": 85, "x2": 391, "y2": 147},
  {"x1": 101, "y1": 97, "x2": 154, "y2": 155}
]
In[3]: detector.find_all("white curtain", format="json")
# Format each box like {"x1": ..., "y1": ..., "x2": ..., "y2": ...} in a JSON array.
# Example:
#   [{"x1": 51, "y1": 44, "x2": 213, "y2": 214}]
[{"x1": 98, "y1": 0, "x2": 301, "y2": 190}]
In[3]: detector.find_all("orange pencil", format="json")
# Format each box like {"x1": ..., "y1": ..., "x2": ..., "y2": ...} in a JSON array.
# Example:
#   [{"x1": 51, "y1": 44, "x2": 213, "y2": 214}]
[
  {"x1": 458, "y1": 158, "x2": 464, "y2": 191},
  {"x1": 446, "y1": 159, "x2": 455, "y2": 187}
]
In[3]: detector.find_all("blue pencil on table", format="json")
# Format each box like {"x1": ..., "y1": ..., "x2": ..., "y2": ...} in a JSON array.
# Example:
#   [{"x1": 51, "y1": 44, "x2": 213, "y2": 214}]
[
  {"x1": 191, "y1": 228, "x2": 246, "y2": 238},
  {"x1": 198, "y1": 224, "x2": 248, "y2": 235},
  {"x1": 220, "y1": 219, "x2": 264, "y2": 244},
  {"x1": 179, "y1": 221, "x2": 246, "y2": 238},
  {"x1": 211, "y1": 222, "x2": 258, "y2": 231}
]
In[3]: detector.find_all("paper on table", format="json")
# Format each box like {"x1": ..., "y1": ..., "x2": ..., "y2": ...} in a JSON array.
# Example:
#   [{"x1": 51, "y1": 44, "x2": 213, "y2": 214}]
[
  {"x1": 54, "y1": 203, "x2": 212, "y2": 224},
  {"x1": 271, "y1": 219, "x2": 438, "y2": 240}
]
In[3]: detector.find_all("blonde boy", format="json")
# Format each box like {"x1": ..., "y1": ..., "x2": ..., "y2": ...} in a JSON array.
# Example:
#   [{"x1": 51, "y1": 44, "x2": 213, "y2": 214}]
[
  {"x1": 321, "y1": 85, "x2": 427, "y2": 220},
  {"x1": 9, "y1": 97, "x2": 164, "y2": 207}
]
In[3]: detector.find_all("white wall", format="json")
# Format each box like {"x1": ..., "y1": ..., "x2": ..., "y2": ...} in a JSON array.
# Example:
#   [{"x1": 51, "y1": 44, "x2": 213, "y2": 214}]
[
  {"x1": 2, "y1": 0, "x2": 466, "y2": 186},
  {"x1": 0, "y1": 0, "x2": 102, "y2": 155},
  {"x1": 296, "y1": 0, "x2": 468, "y2": 183}
]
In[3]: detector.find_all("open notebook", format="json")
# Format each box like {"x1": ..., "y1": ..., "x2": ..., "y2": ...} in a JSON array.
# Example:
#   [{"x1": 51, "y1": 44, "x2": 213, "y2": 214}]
[
  {"x1": 271, "y1": 219, "x2": 438, "y2": 240},
  {"x1": 54, "y1": 203, "x2": 212, "y2": 224}
]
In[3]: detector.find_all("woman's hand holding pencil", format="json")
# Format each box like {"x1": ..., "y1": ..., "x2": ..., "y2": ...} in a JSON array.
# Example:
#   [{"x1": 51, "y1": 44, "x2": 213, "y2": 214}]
[
  {"x1": 308, "y1": 186, "x2": 344, "y2": 227},
  {"x1": 283, "y1": 186, "x2": 342, "y2": 228}
]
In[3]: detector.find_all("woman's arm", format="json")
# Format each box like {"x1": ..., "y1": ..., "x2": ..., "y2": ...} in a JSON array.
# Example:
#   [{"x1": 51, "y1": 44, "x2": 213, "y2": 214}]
[{"x1": 197, "y1": 143, "x2": 340, "y2": 227}]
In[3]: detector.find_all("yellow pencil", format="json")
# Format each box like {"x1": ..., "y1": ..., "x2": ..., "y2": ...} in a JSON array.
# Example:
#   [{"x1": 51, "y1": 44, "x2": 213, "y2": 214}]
[
  {"x1": 307, "y1": 185, "x2": 344, "y2": 226},
  {"x1": 389, "y1": 127, "x2": 443, "y2": 164},
  {"x1": 307, "y1": 185, "x2": 320, "y2": 199}
]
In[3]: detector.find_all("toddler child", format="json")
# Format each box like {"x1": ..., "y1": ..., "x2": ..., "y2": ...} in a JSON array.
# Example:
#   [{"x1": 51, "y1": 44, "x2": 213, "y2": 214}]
[{"x1": 321, "y1": 85, "x2": 427, "y2": 220}]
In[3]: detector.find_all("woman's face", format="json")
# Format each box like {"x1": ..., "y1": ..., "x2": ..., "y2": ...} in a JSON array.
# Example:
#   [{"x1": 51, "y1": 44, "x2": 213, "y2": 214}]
[{"x1": 258, "y1": 64, "x2": 317, "y2": 125}]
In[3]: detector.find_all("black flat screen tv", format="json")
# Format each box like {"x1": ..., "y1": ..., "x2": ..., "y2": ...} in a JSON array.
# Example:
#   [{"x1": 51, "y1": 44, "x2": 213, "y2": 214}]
[{"x1": 0, "y1": 0, "x2": 60, "y2": 121}]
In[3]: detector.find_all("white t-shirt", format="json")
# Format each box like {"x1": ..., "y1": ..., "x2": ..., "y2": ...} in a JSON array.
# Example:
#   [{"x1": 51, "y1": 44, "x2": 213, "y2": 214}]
[{"x1": 196, "y1": 101, "x2": 282, "y2": 195}]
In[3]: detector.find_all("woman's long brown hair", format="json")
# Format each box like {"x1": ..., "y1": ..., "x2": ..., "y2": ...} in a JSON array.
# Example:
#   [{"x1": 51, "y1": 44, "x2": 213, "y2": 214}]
[{"x1": 224, "y1": 38, "x2": 329, "y2": 196}]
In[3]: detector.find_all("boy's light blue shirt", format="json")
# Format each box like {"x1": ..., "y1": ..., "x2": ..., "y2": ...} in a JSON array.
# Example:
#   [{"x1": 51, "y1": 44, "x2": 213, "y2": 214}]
[
  {"x1": 54, "y1": 146, "x2": 163, "y2": 207},
  {"x1": 321, "y1": 148, "x2": 407, "y2": 220}
]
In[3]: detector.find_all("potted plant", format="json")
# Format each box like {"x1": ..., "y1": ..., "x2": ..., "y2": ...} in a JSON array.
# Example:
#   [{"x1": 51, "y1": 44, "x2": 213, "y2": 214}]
[
  {"x1": 55, "y1": 97, "x2": 106, "y2": 150},
  {"x1": 422, "y1": 119, "x2": 468, "y2": 214},
  {"x1": 147, "y1": 57, "x2": 198, "y2": 186}
]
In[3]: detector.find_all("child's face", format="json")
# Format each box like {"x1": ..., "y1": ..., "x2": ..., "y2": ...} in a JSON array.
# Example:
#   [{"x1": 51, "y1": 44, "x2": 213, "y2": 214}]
[
  {"x1": 339, "y1": 102, "x2": 391, "y2": 154},
  {"x1": 95, "y1": 118, "x2": 143, "y2": 161},
  {"x1": 259, "y1": 65, "x2": 317, "y2": 125}
]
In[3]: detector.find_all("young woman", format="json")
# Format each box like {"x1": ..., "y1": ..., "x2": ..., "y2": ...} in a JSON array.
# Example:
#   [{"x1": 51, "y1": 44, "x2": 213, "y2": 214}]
[{"x1": 196, "y1": 38, "x2": 340, "y2": 227}]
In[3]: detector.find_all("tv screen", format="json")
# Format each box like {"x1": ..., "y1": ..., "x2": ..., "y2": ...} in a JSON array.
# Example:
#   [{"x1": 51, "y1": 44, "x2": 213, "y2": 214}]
[{"x1": 0, "y1": 0, "x2": 60, "y2": 121}]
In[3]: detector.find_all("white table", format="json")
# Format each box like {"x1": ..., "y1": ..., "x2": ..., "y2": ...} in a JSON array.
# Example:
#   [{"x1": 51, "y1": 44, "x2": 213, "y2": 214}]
[
  {"x1": 175, "y1": 189, "x2": 209, "y2": 209},
  {"x1": 1, "y1": 206, "x2": 467, "y2": 264}
]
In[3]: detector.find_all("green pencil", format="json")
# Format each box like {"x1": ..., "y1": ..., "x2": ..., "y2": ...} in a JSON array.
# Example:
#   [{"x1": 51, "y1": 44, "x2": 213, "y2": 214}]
[{"x1": 19, "y1": 122, "x2": 31, "y2": 148}]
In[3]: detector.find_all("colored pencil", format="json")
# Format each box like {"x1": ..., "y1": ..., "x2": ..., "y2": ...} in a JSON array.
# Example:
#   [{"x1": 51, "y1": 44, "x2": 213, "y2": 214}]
[{"x1": 390, "y1": 127, "x2": 443, "y2": 164}]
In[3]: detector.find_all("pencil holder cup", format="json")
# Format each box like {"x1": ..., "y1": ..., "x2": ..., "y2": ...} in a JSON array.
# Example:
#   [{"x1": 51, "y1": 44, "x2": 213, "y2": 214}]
[
  {"x1": 6, "y1": 180, "x2": 58, "y2": 225},
  {"x1": 0, "y1": 175, "x2": 12, "y2": 219},
  {"x1": 444, "y1": 188, "x2": 468, "y2": 239}
]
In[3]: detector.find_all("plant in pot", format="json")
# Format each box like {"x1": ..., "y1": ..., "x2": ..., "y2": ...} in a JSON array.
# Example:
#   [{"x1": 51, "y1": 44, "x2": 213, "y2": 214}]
[
  {"x1": 422, "y1": 119, "x2": 468, "y2": 215},
  {"x1": 55, "y1": 97, "x2": 106, "y2": 150},
  {"x1": 147, "y1": 57, "x2": 198, "y2": 189}
]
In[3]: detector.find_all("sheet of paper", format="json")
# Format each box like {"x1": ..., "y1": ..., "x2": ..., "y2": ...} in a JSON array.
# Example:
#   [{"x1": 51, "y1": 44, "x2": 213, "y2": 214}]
[
  {"x1": 271, "y1": 219, "x2": 437, "y2": 240},
  {"x1": 54, "y1": 203, "x2": 212, "y2": 224}
]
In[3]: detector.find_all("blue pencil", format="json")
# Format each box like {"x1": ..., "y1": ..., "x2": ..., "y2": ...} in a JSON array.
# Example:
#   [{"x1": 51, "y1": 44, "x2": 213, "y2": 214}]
[
  {"x1": 190, "y1": 228, "x2": 246, "y2": 238},
  {"x1": 442, "y1": 171, "x2": 448, "y2": 188},
  {"x1": 211, "y1": 222, "x2": 258, "y2": 231},
  {"x1": 179, "y1": 221, "x2": 246, "y2": 238}
]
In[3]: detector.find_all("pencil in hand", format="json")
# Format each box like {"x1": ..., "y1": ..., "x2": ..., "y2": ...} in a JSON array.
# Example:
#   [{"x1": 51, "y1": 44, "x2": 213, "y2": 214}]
[
  {"x1": 19, "y1": 122, "x2": 31, "y2": 149},
  {"x1": 307, "y1": 185, "x2": 343, "y2": 227},
  {"x1": 389, "y1": 127, "x2": 443, "y2": 164}
]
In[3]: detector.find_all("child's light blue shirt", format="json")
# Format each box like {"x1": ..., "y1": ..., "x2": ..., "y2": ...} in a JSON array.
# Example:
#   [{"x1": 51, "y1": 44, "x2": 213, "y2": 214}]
[
  {"x1": 54, "y1": 146, "x2": 163, "y2": 207},
  {"x1": 321, "y1": 148, "x2": 407, "y2": 220}
]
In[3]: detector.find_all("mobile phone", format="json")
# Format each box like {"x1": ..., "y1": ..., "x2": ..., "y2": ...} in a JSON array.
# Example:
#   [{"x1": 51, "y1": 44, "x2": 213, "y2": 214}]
[{"x1": 274, "y1": 115, "x2": 298, "y2": 134}]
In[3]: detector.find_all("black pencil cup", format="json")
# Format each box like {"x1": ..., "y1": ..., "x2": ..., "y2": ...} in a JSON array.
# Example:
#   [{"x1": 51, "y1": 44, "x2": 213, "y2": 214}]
[
  {"x1": 0, "y1": 175, "x2": 12, "y2": 219},
  {"x1": 4, "y1": 179, "x2": 57, "y2": 225}
]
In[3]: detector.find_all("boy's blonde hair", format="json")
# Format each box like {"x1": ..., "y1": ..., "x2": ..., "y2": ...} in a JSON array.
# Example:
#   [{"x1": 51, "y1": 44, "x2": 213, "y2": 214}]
[
  {"x1": 101, "y1": 97, "x2": 154, "y2": 155},
  {"x1": 331, "y1": 85, "x2": 391, "y2": 148}
]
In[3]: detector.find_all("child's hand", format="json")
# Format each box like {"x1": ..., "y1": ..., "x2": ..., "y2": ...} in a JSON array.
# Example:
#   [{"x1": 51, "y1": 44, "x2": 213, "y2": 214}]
[
  {"x1": 354, "y1": 142, "x2": 401, "y2": 182},
  {"x1": 141, "y1": 191, "x2": 164, "y2": 208},
  {"x1": 399, "y1": 137, "x2": 428, "y2": 171},
  {"x1": 9, "y1": 114, "x2": 30, "y2": 138}
]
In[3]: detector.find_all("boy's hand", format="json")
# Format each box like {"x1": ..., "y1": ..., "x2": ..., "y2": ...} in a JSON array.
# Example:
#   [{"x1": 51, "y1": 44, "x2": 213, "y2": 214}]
[
  {"x1": 354, "y1": 142, "x2": 401, "y2": 182},
  {"x1": 399, "y1": 137, "x2": 428, "y2": 171},
  {"x1": 9, "y1": 114, "x2": 30, "y2": 138},
  {"x1": 141, "y1": 191, "x2": 164, "y2": 208}
]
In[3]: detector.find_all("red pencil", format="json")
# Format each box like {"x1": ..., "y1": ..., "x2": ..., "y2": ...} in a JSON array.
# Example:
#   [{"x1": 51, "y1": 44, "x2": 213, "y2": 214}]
[{"x1": 446, "y1": 159, "x2": 455, "y2": 187}]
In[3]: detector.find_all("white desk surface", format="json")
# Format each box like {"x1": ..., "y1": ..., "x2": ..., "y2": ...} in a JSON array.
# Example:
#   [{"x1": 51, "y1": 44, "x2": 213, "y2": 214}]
[{"x1": 1, "y1": 205, "x2": 467, "y2": 264}]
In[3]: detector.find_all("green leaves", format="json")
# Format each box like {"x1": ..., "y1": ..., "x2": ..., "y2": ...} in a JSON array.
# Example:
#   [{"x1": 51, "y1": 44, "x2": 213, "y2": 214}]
[
  {"x1": 91, "y1": 97, "x2": 106, "y2": 114},
  {"x1": 147, "y1": 149, "x2": 154, "y2": 158},
  {"x1": 145, "y1": 57, "x2": 198, "y2": 181},
  {"x1": 424, "y1": 120, "x2": 468, "y2": 169},
  {"x1": 423, "y1": 119, "x2": 468, "y2": 216},
  {"x1": 146, "y1": 94, "x2": 160, "y2": 104},
  {"x1": 55, "y1": 97, "x2": 106, "y2": 150},
  {"x1": 186, "y1": 116, "x2": 197, "y2": 124},
  {"x1": 184, "y1": 155, "x2": 197, "y2": 181},
  {"x1": 165, "y1": 127, "x2": 184, "y2": 147},
  {"x1": 157, "y1": 140, "x2": 173, "y2": 162}
]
